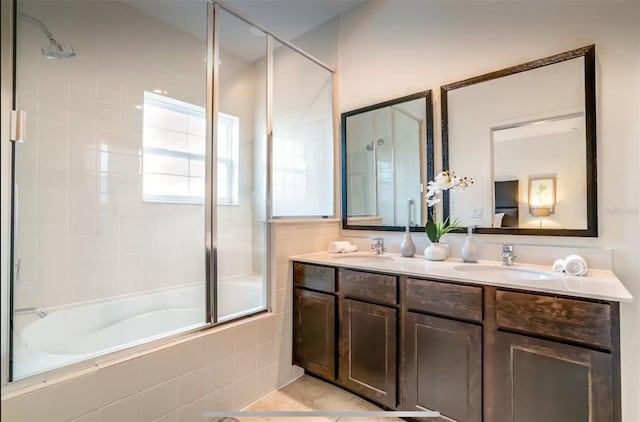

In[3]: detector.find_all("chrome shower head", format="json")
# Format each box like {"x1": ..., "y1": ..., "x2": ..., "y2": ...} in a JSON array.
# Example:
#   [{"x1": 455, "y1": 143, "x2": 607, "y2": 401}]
[
  {"x1": 41, "y1": 39, "x2": 76, "y2": 60},
  {"x1": 18, "y1": 12, "x2": 76, "y2": 60},
  {"x1": 366, "y1": 138, "x2": 384, "y2": 151}
]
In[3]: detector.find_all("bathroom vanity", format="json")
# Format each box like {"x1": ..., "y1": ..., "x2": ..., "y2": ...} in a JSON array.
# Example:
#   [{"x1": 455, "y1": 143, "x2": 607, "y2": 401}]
[{"x1": 291, "y1": 253, "x2": 631, "y2": 422}]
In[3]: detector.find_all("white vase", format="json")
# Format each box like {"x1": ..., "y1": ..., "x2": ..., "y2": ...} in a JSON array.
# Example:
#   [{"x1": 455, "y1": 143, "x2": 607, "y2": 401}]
[{"x1": 424, "y1": 243, "x2": 449, "y2": 261}]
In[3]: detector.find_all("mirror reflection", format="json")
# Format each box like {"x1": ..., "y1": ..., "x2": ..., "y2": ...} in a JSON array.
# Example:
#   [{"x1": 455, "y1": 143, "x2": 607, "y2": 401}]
[
  {"x1": 444, "y1": 47, "x2": 596, "y2": 235},
  {"x1": 492, "y1": 113, "x2": 586, "y2": 229},
  {"x1": 343, "y1": 92, "x2": 432, "y2": 230}
]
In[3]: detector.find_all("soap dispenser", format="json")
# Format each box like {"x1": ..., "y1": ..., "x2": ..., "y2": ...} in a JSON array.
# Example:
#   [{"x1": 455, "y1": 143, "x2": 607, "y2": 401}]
[{"x1": 461, "y1": 225, "x2": 478, "y2": 263}]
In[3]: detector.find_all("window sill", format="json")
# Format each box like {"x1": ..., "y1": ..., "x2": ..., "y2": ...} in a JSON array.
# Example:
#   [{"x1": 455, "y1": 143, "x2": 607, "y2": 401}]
[
  {"x1": 142, "y1": 200, "x2": 239, "y2": 207},
  {"x1": 268, "y1": 218, "x2": 340, "y2": 224}
]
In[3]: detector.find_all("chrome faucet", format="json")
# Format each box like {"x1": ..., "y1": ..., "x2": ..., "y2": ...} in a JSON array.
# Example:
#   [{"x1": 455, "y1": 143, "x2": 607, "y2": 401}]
[
  {"x1": 502, "y1": 244, "x2": 515, "y2": 266},
  {"x1": 371, "y1": 238, "x2": 385, "y2": 255},
  {"x1": 14, "y1": 307, "x2": 48, "y2": 318}
]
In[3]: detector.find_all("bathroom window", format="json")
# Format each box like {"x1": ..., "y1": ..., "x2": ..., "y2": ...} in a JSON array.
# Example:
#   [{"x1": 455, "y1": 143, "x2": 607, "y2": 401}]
[{"x1": 142, "y1": 91, "x2": 239, "y2": 205}]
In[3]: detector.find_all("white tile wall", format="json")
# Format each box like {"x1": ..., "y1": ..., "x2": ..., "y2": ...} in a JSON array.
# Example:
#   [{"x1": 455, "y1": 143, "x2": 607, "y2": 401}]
[
  {"x1": 2, "y1": 221, "x2": 337, "y2": 421},
  {"x1": 13, "y1": 0, "x2": 260, "y2": 312}
]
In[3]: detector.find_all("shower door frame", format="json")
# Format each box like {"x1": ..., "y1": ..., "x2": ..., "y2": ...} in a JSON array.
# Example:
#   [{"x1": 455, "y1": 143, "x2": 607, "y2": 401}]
[{"x1": 2, "y1": 0, "x2": 337, "y2": 387}]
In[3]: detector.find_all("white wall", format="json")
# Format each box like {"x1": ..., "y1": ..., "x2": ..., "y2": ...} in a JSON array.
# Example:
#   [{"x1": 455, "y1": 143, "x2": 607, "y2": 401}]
[
  {"x1": 337, "y1": 1, "x2": 639, "y2": 420},
  {"x1": 447, "y1": 56, "x2": 585, "y2": 228},
  {"x1": 493, "y1": 130, "x2": 587, "y2": 229}
]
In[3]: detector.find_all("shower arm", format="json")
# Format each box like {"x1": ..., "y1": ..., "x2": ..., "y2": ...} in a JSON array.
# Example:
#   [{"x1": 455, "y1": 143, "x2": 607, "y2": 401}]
[{"x1": 17, "y1": 13, "x2": 57, "y2": 44}]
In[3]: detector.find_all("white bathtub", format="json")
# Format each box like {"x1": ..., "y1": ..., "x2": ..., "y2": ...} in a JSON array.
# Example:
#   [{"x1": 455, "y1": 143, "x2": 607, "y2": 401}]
[{"x1": 13, "y1": 276, "x2": 265, "y2": 379}]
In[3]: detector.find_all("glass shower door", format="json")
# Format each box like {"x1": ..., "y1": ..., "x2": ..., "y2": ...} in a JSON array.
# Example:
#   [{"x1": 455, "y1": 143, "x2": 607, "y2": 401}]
[
  {"x1": 11, "y1": 0, "x2": 209, "y2": 379},
  {"x1": 215, "y1": 8, "x2": 268, "y2": 321}
]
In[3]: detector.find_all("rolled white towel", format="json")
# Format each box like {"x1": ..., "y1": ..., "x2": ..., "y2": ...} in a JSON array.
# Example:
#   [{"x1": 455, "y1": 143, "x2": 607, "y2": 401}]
[
  {"x1": 329, "y1": 241, "x2": 351, "y2": 253},
  {"x1": 552, "y1": 258, "x2": 566, "y2": 273},
  {"x1": 564, "y1": 255, "x2": 588, "y2": 276},
  {"x1": 341, "y1": 244, "x2": 358, "y2": 253}
]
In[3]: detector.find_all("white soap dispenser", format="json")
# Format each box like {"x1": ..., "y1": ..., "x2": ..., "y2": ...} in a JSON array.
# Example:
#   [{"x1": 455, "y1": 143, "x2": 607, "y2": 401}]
[{"x1": 461, "y1": 225, "x2": 478, "y2": 263}]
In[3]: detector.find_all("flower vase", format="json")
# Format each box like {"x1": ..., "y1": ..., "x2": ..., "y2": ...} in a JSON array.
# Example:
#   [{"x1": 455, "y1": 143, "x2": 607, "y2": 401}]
[{"x1": 424, "y1": 242, "x2": 449, "y2": 261}]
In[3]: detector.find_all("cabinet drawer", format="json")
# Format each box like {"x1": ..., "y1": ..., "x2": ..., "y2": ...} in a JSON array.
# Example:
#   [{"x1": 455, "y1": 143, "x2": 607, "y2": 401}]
[
  {"x1": 496, "y1": 290, "x2": 612, "y2": 349},
  {"x1": 339, "y1": 269, "x2": 397, "y2": 306},
  {"x1": 405, "y1": 278, "x2": 483, "y2": 322},
  {"x1": 294, "y1": 262, "x2": 336, "y2": 293}
]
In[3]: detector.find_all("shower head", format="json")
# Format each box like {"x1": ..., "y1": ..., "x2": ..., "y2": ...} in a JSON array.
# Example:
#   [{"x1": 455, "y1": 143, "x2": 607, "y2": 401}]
[
  {"x1": 41, "y1": 40, "x2": 76, "y2": 60},
  {"x1": 365, "y1": 138, "x2": 384, "y2": 151},
  {"x1": 18, "y1": 12, "x2": 75, "y2": 60}
]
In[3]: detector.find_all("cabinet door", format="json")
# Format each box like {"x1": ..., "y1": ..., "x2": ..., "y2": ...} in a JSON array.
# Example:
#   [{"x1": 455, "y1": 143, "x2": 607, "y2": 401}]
[
  {"x1": 339, "y1": 298, "x2": 397, "y2": 408},
  {"x1": 494, "y1": 331, "x2": 615, "y2": 422},
  {"x1": 402, "y1": 312, "x2": 482, "y2": 422},
  {"x1": 293, "y1": 288, "x2": 336, "y2": 381}
]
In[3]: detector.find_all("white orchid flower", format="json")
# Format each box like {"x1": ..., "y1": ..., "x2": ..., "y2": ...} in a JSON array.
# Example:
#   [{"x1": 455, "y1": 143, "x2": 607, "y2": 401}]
[
  {"x1": 426, "y1": 184, "x2": 441, "y2": 196},
  {"x1": 432, "y1": 171, "x2": 455, "y2": 190},
  {"x1": 426, "y1": 196, "x2": 441, "y2": 207},
  {"x1": 425, "y1": 170, "x2": 474, "y2": 209}
]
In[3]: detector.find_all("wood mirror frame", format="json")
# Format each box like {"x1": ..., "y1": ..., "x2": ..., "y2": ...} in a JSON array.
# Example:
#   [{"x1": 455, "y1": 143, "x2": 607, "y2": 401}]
[
  {"x1": 341, "y1": 91, "x2": 434, "y2": 232},
  {"x1": 441, "y1": 45, "x2": 597, "y2": 237}
]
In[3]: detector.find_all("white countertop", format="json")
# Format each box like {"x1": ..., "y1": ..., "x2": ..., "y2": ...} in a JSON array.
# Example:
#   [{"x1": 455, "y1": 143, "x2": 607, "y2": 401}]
[{"x1": 290, "y1": 252, "x2": 633, "y2": 303}]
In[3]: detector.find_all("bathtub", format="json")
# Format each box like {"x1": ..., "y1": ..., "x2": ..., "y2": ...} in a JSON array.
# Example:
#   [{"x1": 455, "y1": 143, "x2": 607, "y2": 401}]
[{"x1": 13, "y1": 276, "x2": 265, "y2": 379}]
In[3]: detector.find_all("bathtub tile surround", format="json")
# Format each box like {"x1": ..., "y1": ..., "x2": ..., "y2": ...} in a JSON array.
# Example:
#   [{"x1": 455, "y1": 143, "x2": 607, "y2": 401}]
[
  {"x1": 1, "y1": 221, "x2": 333, "y2": 421},
  {"x1": 2, "y1": 314, "x2": 280, "y2": 422}
]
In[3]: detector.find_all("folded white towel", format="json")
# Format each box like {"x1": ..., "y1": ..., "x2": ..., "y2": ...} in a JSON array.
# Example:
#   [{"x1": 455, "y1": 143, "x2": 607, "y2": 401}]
[
  {"x1": 329, "y1": 241, "x2": 358, "y2": 253},
  {"x1": 564, "y1": 254, "x2": 588, "y2": 276},
  {"x1": 552, "y1": 258, "x2": 566, "y2": 273}
]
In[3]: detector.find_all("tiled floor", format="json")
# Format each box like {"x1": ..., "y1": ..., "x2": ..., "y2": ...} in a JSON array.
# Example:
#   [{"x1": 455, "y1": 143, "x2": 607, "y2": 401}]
[{"x1": 225, "y1": 375, "x2": 403, "y2": 421}]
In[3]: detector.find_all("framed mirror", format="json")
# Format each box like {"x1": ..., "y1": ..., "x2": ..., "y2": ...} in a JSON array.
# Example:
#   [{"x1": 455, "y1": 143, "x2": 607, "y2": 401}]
[
  {"x1": 442, "y1": 45, "x2": 597, "y2": 236},
  {"x1": 342, "y1": 91, "x2": 434, "y2": 231}
]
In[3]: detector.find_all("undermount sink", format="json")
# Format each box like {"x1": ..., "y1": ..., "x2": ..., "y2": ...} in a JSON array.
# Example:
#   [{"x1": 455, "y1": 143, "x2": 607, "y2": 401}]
[
  {"x1": 453, "y1": 264, "x2": 558, "y2": 281},
  {"x1": 330, "y1": 253, "x2": 395, "y2": 262}
]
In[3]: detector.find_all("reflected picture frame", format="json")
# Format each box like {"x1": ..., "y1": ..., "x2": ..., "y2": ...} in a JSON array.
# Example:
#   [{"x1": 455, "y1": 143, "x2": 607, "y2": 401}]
[{"x1": 528, "y1": 176, "x2": 556, "y2": 215}]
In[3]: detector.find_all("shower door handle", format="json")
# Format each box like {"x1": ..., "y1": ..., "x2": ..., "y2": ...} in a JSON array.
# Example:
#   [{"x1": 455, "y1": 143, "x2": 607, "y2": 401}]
[{"x1": 15, "y1": 258, "x2": 22, "y2": 283}]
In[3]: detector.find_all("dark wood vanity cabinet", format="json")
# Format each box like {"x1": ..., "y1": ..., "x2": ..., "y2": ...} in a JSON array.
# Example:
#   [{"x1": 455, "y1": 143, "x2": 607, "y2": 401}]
[
  {"x1": 494, "y1": 331, "x2": 615, "y2": 422},
  {"x1": 293, "y1": 288, "x2": 336, "y2": 381},
  {"x1": 293, "y1": 263, "x2": 337, "y2": 382},
  {"x1": 337, "y1": 269, "x2": 398, "y2": 408},
  {"x1": 490, "y1": 289, "x2": 619, "y2": 422},
  {"x1": 339, "y1": 298, "x2": 397, "y2": 408},
  {"x1": 402, "y1": 312, "x2": 482, "y2": 422},
  {"x1": 291, "y1": 261, "x2": 621, "y2": 421}
]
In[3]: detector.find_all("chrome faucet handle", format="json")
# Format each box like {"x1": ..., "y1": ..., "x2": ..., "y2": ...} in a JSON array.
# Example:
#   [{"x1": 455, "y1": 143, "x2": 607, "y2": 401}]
[
  {"x1": 371, "y1": 238, "x2": 385, "y2": 254},
  {"x1": 502, "y1": 244, "x2": 516, "y2": 266}
]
